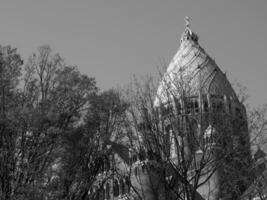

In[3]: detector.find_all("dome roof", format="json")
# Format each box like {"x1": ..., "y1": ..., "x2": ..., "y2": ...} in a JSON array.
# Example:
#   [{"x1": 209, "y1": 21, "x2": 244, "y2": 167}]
[{"x1": 154, "y1": 20, "x2": 238, "y2": 106}]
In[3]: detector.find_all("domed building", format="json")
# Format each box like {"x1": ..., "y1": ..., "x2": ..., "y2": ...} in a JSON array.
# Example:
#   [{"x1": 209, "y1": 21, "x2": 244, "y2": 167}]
[
  {"x1": 88, "y1": 18, "x2": 253, "y2": 200},
  {"x1": 154, "y1": 17, "x2": 252, "y2": 200},
  {"x1": 155, "y1": 19, "x2": 238, "y2": 106}
]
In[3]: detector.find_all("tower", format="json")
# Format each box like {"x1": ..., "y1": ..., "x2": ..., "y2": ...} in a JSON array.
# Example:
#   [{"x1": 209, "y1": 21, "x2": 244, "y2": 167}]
[
  {"x1": 154, "y1": 18, "x2": 252, "y2": 199},
  {"x1": 88, "y1": 18, "x2": 252, "y2": 200}
]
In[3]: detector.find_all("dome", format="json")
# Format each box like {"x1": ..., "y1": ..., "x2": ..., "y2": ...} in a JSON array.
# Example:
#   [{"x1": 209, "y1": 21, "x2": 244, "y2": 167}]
[{"x1": 154, "y1": 20, "x2": 238, "y2": 106}]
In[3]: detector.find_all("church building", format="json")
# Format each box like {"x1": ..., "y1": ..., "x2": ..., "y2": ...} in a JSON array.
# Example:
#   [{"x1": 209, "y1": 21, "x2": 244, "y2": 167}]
[{"x1": 89, "y1": 18, "x2": 253, "y2": 200}]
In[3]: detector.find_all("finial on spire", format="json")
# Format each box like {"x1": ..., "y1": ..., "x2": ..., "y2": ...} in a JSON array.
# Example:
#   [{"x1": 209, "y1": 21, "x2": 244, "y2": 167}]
[
  {"x1": 180, "y1": 16, "x2": 198, "y2": 44},
  {"x1": 185, "y1": 16, "x2": 190, "y2": 28}
]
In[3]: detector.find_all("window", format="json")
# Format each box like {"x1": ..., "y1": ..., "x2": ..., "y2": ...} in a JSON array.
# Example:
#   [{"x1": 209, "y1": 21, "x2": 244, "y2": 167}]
[
  {"x1": 185, "y1": 100, "x2": 193, "y2": 114},
  {"x1": 235, "y1": 107, "x2": 243, "y2": 120},
  {"x1": 203, "y1": 100, "x2": 209, "y2": 112},
  {"x1": 185, "y1": 99, "x2": 199, "y2": 114},
  {"x1": 134, "y1": 167, "x2": 138, "y2": 176},
  {"x1": 175, "y1": 101, "x2": 181, "y2": 114},
  {"x1": 212, "y1": 101, "x2": 224, "y2": 113},
  {"x1": 217, "y1": 102, "x2": 224, "y2": 112},
  {"x1": 194, "y1": 100, "x2": 199, "y2": 113},
  {"x1": 228, "y1": 103, "x2": 231, "y2": 113},
  {"x1": 161, "y1": 104, "x2": 173, "y2": 117}
]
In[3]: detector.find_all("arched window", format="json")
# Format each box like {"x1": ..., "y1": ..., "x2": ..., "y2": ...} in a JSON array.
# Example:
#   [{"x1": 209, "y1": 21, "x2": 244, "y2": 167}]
[
  {"x1": 176, "y1": 101, "x2": 181, "y2": 114},
  {"x1": 113, "y1": 179, "x2": 119, "y2": 197},
  {"x1": 194, "y1": 100, "x2": 199, "y2": 113},
  {"x1": 228, "y1": 102, "x2": 232, "y2": 113},
  {"x1": 185, "y1": 100, "x2": 193, "y2": 114},
  {"x1": 235, "y1": 107, "x2": 243, "y2": 120},
  {"x1": 203, "y1": 100, "x2": 209, "y2": 112},
  {"x1": 184, "y1": 99, "x2": 199, "y2": 114},
  {"x1": 161, "y1": 104, "x2": 173, "y2": 117},
  {"x1": 134, "y1": 167, "x2": 138, "y2": 176},
  {"x1": 217, "y1": 102, "x2": 224, "y2": 113},
  {"x1": 212, "y1": 101, "x2": 224, "y2": 113}
]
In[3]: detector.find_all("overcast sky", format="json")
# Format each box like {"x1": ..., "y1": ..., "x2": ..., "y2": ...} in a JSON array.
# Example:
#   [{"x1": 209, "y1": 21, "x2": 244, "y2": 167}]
[{"x1": 0, "y1": 0, "x2": 266, "y2": 107}]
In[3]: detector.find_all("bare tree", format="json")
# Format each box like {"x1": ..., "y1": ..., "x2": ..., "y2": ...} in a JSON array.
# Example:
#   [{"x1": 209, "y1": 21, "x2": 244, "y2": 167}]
[
  {"x1": 120, "y1": 65, "x2": 252, "y2": 200},
  {"x1": 233, "y1": 84, "x2": 267, "y2": 200}
]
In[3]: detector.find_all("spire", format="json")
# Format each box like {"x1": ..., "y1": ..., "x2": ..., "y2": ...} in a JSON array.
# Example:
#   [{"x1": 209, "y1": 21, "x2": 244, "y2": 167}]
[
  {"x1": 185, "y1": 16, "x2": 190, "y2": 28},
  {"x1": 180, "y1": 16, "x2": 198, "y2": 44}
]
